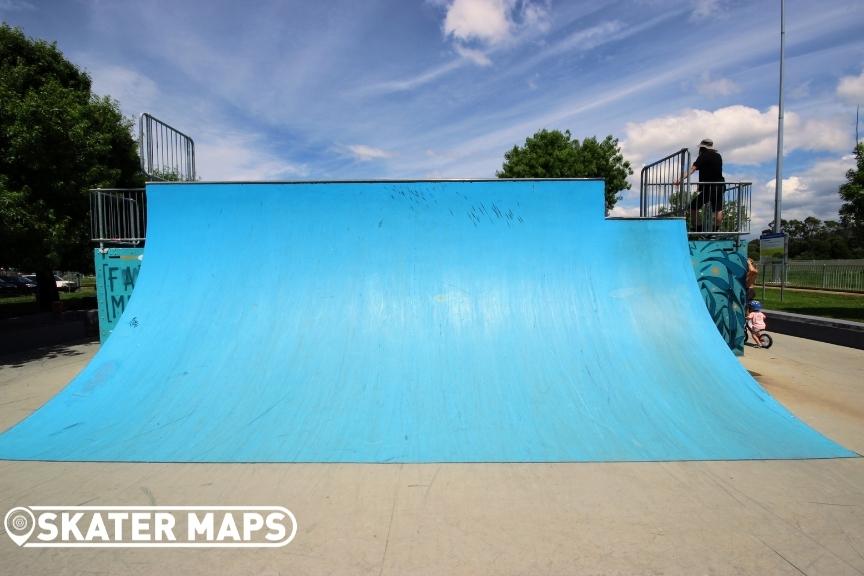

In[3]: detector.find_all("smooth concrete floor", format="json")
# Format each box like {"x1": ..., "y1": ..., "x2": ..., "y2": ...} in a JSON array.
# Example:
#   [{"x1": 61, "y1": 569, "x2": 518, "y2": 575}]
[{"x1": 0, "y1": 335, "x2": 862, "y2": 575}]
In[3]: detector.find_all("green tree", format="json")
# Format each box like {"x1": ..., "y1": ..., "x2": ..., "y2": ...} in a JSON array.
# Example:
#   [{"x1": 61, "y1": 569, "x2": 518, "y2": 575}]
[
  {"x1": 773, "y1": 217, "x2": 857, "y2": 260},
  {"x1": 720, "y1": 198, "x2": 750, "y2": 232},
  {"x1": 497, "y1": 129, "x2": 632, "y2": 213},
  {"x1": 150, "y1": 166, "x2": 201, "y2": 182},
  {"x1": 839, "y1": 143, "x2": 864, "y2": 233},
  {"x1": 747, "y1": 239, "x2": 759, "y2": 260},
  {"x1": 0, "y1": 24, "x2": 143, "y2": 308}
]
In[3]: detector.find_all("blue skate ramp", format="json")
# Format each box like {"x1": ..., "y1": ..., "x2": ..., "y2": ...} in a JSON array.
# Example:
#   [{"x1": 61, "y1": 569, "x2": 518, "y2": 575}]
[{"x1": 0, "y1": 180, "x2": 854, "y2": 462}]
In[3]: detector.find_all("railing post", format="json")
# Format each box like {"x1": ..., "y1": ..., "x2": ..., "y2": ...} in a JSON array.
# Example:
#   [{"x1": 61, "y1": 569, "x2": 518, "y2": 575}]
[
  {"x1": 680, "y1": 152, "x2": 688, "y2": 217},
  {"x1": 640, "y1": 169, "x2": 646, "y2": 217},
  {"x1": 736, "y1": 184, "x2": 742, "y2": 234},
  {"x1": 96, "y1": 190, "x2": 104, "y2": 244}
]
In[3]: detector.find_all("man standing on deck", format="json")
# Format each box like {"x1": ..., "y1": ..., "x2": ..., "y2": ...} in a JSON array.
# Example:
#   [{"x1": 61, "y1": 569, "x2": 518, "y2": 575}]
[{"x1": 676, "y1": 138, "x2": 725, "y2": 232}]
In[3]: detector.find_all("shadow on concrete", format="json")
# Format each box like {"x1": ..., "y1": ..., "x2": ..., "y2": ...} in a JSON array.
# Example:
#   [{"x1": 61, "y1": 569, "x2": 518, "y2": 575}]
[
  {"x1": 0, "y1": 338, "x2": 98, "y2": 369},
  {"x1": 0, "y1": 310, "x2": 99, "y2": 357}
]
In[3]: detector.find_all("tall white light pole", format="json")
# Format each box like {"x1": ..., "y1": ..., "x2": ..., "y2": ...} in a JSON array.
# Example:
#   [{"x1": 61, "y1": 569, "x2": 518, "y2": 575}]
[{"x1": 773, "y1": 0, "x2": 785, "y2": 233}]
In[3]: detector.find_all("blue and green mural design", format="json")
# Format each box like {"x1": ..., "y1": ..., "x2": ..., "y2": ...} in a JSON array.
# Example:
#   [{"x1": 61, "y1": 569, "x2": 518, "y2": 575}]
[
  {"x1": 689, "y1": 240, "x2": 748, "y2": 355},
  {"x1": 94, "y1": 247, "x2": 143, "y2": 342}
]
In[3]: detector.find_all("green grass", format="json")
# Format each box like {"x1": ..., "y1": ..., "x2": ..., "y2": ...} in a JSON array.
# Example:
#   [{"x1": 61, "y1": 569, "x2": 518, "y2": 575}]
[
  {"x1": 759, "y1": 263, "x2": 864, "y2": 292},
  {"x1": 0, "y1": 287, "x2": 97, "y2": 319},
  {"x1": 0, "y1": 286, "x2": 95, "y2": 305},
  {"x1": 756, "y1": 287, "x2": 864, "y2": 322},
  {"x1": 783, "y1": 268, "x2": 864, "y2": 292}
]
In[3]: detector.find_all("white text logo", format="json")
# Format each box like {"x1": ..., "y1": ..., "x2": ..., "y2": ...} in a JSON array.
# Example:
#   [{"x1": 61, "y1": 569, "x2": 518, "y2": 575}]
[{"x1": 4, "y1": 506, "x2": 297, "y2": 548}]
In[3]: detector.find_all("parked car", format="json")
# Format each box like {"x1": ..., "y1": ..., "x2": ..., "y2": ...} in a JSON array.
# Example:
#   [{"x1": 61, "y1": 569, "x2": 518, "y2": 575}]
[
  {"x1": 1, "y1": 275, "x2": 37, "y2": 294},
  {"x1": 54, "y1": 274, "x2": 77, "y2": 292},
  {"x1": 18, "y1": 274, "x2": 78, "y2": 292},
  {"x1": 0, "y1": 278, "x2": 19, "y2": 296}
]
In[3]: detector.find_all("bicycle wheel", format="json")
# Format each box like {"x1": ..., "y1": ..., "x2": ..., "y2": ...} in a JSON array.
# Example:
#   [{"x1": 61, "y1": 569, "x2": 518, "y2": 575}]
[{"x1": 759, "y1": 333, "x2": 773, "y2": 349}]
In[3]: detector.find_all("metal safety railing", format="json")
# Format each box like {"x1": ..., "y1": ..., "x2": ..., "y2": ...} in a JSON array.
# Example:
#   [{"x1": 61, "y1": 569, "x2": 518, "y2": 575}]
[
  {"x1": 760, "y1": 260, "x2": 864, "y2": 292},
  {"x1": 640, "y1": 148, "x2": 691, "y2": 217},
  {"x1": 639, "y1": 148, "x2": 751, "y2": 235},
  {"x1": 88, "y1": 114, "x2": 196, "y2": 246},
  {"x1": 139, "y1": 113, "x2": 196, "y2": 181},
  {"x1": 674, "y1": 181, "x2": 752, "y2": 234},
  {"x1": 90, "y1": 188, "x2": 146, "y2": 246}
]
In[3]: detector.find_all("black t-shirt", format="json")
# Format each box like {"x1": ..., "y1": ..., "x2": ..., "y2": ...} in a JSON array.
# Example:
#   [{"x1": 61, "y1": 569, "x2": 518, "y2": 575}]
[{"x1": 694, "y1": 149, "x2": 723, "y2": 183}]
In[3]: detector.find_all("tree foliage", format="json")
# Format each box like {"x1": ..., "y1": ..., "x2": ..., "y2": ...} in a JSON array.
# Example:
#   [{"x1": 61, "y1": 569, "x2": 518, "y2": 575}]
[
  {"x1": 751, "y1": 215, "x2": 863, "y2": 260},
  {"x1": 839, "y1": 142, "x2": 864, "y2": 232},
  {"x1": 497, "y1": 129, "x2": 632, "y2": 213},
  {"x1": 0, "y1": 24, "x2": 143, "y2": 305},
  {"x1": 747, "y1": 145, "x2": 864, "y2": 261}
]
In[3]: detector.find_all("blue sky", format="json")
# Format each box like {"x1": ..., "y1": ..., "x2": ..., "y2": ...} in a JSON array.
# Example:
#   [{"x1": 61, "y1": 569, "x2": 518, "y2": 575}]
[{"x1": 2, "y1": 0, "x2": 863, "y2": 234}]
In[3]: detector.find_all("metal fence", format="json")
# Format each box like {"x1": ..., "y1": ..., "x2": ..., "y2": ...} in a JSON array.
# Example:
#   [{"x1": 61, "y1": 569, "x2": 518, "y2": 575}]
[
  {"x1": 640, "y1": 148, "x2": 690, "y2": 217},
  {"x1": 639, "y1": 148, "x2": 751, "y2": 235},
  {"x1": 88, "y1": 114, "x2": 194, "y2": 246},
  {"x1": 90, "y1": 188, "x2": 146, "y2": 245},
  {"x1": 760, "y1": 260, "x2": 864, "y2": 292},
  {"x1": 139, "y1": 113, "x2": 196, "y2": 181}
]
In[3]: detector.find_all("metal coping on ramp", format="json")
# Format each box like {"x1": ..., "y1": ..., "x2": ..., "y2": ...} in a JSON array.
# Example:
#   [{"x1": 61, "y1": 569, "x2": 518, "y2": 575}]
[{"x1": 0, "y1": 180, "x2": 855, "y2": 463}]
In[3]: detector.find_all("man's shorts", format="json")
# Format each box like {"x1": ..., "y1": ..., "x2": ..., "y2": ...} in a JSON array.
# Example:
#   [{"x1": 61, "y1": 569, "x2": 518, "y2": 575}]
[{"x1": 689, "y1": 183, "x2": 725, "y2": 211}]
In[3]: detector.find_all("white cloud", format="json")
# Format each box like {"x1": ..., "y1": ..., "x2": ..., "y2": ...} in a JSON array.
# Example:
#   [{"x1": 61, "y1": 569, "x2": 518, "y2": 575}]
[
  {"x1": 837, "y1": 69, "x2": 864, "y2": 105},
  {"x1": 347, "y1": 144, "x2": 394, "y2": 161},
  {"x1": 86, "y1": 64, "x2": 159, "y2": 118},
  {"x1": 196, "y1": 132, "x2": 308, "y2": 181},
  {"x1": 441, "y1": 0, "x2": 549, "y2": 61},
  {"x1": 355, "y1": 60, "x2": 465, "y2": 96},
  {"x1": 635, "y1": 0, "x2": 725, "y2": 19},
  {"x1": 443, "y1": 0, "x2": 514, "y2": 45},
  {"x1": 789, "y1": 81, "x2": 812, "y2": 100},
  {"x1": 454, "y1": 44, "x2": 492, "y2": 66},
  {"x1": 0, "y1": 0, "x2": 34, "y2": 12},
  {"x1": 690, "y1": 0, "x2": 723, "y2": 20},
  {"x1": 786, "y1": 117, "x2": 852, "y2": 157},
  {"x1": 425, "y1": 148, "x2": 461, "y2": 161},
  {"x1": 547, "y1": 20, "x2": 624, "y2": 56},
  {"x1": 365, "y1": 4, "x2": 613, "y2": 97},
  {"x1": 696, "y1": 74, "x2": 740, "y2": 98},
  {"x1": 519, "y1": 0, "x2": 550, "y2": 34},
  {"x1": 608, "y1": 205, "x2": 641, "y2": 218},
  {"x1": 749, "y1": 154, "x2": 855, "y2": 232},
  {"x1": 352, "y1": 24, "x2": 503, "y2": 98},
  {"x1": 623, "y1": 105, "x2": 850, "y2": 168}
]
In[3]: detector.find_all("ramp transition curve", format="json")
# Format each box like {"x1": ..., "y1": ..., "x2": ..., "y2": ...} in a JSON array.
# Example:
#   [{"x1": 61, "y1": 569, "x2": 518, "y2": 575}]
[{"x1": 0, "y1": 180, "x2": 854, "y2": 462}]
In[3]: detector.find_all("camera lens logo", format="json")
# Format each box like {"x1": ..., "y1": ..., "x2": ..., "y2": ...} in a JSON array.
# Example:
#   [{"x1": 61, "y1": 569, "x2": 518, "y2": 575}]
[{"x1": 4, "y1": 507, "x2": 35, "y2": 547}]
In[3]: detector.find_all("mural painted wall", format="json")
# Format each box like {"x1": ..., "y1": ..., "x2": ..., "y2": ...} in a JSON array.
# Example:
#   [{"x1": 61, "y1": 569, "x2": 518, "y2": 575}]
[
  {"x1": 94, "y1": 248, "x2": 143, "y2": 341},
  {"x1": 689, "y1": 239, "x2": 748, "y2": 355}
]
